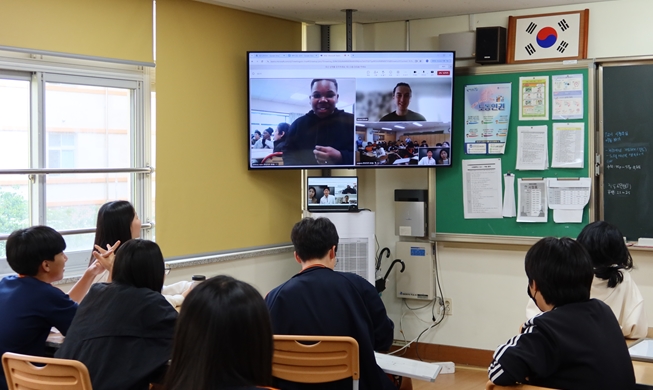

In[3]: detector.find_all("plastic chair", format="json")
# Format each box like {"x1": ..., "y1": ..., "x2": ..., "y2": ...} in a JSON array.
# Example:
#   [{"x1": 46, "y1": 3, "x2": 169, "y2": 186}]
[
  {"x1": 272, "y1": 335, "x2": 360, "y2": 390},
  {"x1": 2, "y1": 352, "x2": 93, "y2": 390},
  {"x1": 486, "y1": 381, "x2": 558, "y2": 390}
]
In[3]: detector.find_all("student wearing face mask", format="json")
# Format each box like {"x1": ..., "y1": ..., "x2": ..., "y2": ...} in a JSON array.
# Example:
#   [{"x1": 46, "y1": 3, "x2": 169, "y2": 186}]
[{"x1": 488, "y1": 237, "x2": 635, "y2": 390}]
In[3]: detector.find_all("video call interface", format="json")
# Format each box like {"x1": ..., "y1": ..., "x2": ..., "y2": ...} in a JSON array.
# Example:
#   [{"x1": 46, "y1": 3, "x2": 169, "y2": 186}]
[
  {"x1": 248, "y1": 52, "x2": 454, "y2": 169},
  {"x1": 307, "y1": 177, "x2": 358, "y2": 209}
]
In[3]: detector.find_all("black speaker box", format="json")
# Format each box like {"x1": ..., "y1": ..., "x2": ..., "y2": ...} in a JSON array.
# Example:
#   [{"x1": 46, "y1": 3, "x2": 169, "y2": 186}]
[{"x1": 475, "y1": 27, "x2": 507, "y2": 64}]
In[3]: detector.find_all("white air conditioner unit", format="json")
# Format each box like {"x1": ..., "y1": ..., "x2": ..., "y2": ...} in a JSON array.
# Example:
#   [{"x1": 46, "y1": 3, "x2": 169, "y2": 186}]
[{"x1": 305, "y1": 211, "x2": 376, "y2": 284}]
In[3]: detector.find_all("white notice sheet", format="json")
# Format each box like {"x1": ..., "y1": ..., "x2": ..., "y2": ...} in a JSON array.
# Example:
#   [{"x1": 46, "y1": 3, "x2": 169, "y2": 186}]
[
  {"x1": 551, "y1": 122, "x2": 585, "y2": 168},
  {"x1": 547, "y1": 178, "x2": 591, "y2": 223},
  {"x1": 503, "y1": 174, "x2": 516, "y2": 217},
  {"x1": 517, "y1": 179, "x2": 548, "y2": 223},
  {"x1": 516, "y1": 126, "x2": 548, "y2": 170},
  {"x1": 552, "y1": 74, "x2": 584, "y2": 120},
  {"x1": 462, "y1": 159, "x2": 503, "y2": 219}
]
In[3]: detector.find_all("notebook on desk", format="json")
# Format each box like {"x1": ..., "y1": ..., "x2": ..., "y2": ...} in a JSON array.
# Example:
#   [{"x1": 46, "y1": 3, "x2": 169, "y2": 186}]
[
  {"x1": 629, "y1": 338, "x2": 653, "y2": 362},
  {"x1": 374, "y1": 352, "x2": 442, "y2": 382}
]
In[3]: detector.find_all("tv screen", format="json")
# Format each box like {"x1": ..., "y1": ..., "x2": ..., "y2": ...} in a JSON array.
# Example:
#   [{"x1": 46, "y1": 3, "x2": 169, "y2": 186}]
[
  {"x1": 248, "y1": 51, "x2": 454, "y2": 169},
  {"x1": 307, "y1": 176, "x2": 358, "y2": 213}
]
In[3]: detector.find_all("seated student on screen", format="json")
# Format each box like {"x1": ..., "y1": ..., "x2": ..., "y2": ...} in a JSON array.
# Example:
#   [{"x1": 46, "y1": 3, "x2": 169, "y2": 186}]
[
  {"x1": 380, "y1": 83, "x2": 426, "y2": 122},
  {"x1": 436, "y1": 148, "x2": 449, "y2": 165},
  {"x1": 165, "y1": 275, "x2": 276, "y2": 390},
  {"x1": 0, "y1": 226, "x2": 108, "y2": 390},
  {"x1": 418, "y1": 149, "x2": 436, "y2": 165},
  {"x1": 56, "y1": 239, "x2": 177, "y2": 390},
  {"x1": 490, "y1": 237, "x2": 635, "y2": 390},
  {"x1": 265, "y1": 217, "x2": 409, "y2": 390},
  {"x1": 282, "y1": 79, "x2": 354, "y2": 166},
  {"x1": 319, "y1": 187, "x2": 336, "y2": 204},
  {"x1": 526, "y1": 221, "x2": 648, "y2": 339}
]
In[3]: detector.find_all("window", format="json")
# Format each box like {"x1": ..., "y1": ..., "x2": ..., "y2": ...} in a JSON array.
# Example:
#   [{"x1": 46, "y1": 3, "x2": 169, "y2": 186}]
[{"x1": 0, "y1": 53, "x2": 152, "y2": 278}]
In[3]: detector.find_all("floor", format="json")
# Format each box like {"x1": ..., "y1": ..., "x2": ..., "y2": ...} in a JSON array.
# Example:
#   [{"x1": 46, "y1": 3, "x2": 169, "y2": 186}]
[{"x1": 412, "y1": 365, "x2": 489, "y2": 390}]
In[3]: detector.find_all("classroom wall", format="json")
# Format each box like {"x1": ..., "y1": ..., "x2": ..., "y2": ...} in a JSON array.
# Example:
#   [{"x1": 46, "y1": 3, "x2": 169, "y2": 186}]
[
  {"x1": 0, "y1": 0, "x2": 153, "y2": 63},
  {"x1": 156, "y1": 0, "x2": 303, "y2": 257},
  {"x1": 328, "y1": 0, "x2": 653, "y2": 351}
]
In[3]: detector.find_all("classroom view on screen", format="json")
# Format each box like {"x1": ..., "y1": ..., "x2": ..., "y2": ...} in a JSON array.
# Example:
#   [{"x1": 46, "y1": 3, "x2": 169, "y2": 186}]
[
  {"x1": 307, "y1": 176, "x2": 358, "y2": 212},
  {"x1": 248, "y1": 52, "x2": 454, "y2": 169}
]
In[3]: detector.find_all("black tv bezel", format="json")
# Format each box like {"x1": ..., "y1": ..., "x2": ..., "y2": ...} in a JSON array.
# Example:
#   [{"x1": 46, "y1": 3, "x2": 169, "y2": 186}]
[{"x1": 247, "y1": 50, "x2": 455, "y2": 170}]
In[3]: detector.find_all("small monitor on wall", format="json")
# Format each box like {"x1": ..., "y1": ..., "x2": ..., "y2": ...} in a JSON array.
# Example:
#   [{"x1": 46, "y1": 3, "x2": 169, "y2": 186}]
[
  {"x1": 248, "y1": 51, "x2": 455, "y2": 170},
  {"x1": 307, "y1": 176, "x2": 358, "y2": 213}
]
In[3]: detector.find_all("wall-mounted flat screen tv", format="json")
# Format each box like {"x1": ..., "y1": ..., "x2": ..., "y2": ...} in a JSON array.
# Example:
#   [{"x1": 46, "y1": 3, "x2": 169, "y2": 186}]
[{"x1": 248, "y1": 51, "x2": 454, "y2": 169}]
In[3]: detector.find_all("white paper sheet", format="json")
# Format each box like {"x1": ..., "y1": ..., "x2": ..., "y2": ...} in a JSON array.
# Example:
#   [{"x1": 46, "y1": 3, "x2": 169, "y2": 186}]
[
  {"x1": 516, "y1": 126, "x2": 548, "y2": 170},
  {"x1": 502, "y1": 174, "x2": 516, "y2": 217},
  {"x1": 462, "y1": 159, "x2": 503, "y2": 219},
  {"x1": 517, "y1": 179, "x2": 548, "y2": 223},
  {"x1": 547, "y1": 177, "x2": 591, "y2": 223},
  {"x1": 552, "y1": 74, "x2": 584, "y2": 120},
  {"x1": 551, "y1": 122, "x2": 585, "y2": 168}
]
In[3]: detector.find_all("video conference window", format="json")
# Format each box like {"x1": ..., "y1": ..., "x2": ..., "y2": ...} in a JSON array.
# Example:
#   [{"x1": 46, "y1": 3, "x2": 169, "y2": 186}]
[
  {"x1": 248, "y1": 52, "x2": 454, "y2": 169},
  {"x1": 307, "y1": 177, "x2": 358, "y2": 212}
]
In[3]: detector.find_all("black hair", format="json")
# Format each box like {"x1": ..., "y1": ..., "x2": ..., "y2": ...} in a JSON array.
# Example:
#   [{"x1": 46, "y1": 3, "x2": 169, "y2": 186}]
[
  {"x1": 111, "y1": 239, "x2": 164, "y2": 292},
  {"x1": 577, "y1": 221, "x2": 633, "y2": 288},
  {"x1": 90, "y1": 200, "x2": 135, "y2": 265},
  {"x1": 254, "y1": 130, "x2": 261, "y2": 136},
  {"x1": 291, "y1": 217, "x2": 339, "y2": 261},
  {"x1": 308, "y1": 186, "x2": 317, "y2": 202},
  {"x1": 426, "y1": 148, "x2": 434, "y2": 155},
  {"x1": 310, "y1": 78, "x2": 338, "y2": 92},
  {"x1": 392, "y1": 82, "x2": 412, "y2": 96},
  {"x1": 263, "y1": 127, "x2": 273, "y2": 136},
  {"x1": 525, "y1": 237, "x2": 593, "y2": 307},
  {"x1": 164, "y1": 275, "x2": 273, "y2": 390},
  {"x1": 6, "y1": 226, "x2": 66, "y2": 276},
  {"x1": 277, "y1": 122, "x2": 289, "y2": 135}
]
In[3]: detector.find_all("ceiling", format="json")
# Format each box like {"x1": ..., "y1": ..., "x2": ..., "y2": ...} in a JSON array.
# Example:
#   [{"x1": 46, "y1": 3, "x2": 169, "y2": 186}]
[{"x1": 199, "y1": 0, "x2": 613, "y2": 25}]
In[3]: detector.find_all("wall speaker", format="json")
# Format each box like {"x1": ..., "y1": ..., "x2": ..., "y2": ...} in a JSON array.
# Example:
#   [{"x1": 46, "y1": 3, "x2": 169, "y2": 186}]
[{"x1": 475, "y1": 26, "x2": 506, "y2": 64}]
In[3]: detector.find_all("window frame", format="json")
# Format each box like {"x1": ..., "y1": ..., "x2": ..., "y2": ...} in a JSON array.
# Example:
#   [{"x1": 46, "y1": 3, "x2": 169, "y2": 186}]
[{"x1": 0, "y1": 51, "x2": 153, "y2": 278}]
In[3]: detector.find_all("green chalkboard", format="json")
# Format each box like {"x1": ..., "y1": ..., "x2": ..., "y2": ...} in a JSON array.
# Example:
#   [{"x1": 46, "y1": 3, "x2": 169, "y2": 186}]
[
  {"x1": 600, "y1": 62, "x2": 653, "y2": 241},
  {"x1": 436, "y1": 62, "x2": 592, "y2": 239}
]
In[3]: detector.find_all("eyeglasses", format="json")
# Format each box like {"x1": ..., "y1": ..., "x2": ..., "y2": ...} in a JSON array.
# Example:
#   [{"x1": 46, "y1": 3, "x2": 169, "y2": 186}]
[
  {"x1": 311, "y1": 92, "x2": 337, "y2": 100},
  {"x1": 164, "y1": 267, "x2": 171, "y2": 275}
]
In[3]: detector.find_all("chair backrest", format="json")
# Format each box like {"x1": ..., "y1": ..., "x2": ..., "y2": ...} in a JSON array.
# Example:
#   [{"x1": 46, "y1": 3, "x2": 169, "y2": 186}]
[
  {"x1": 272, "y1": 335, "x2": 360, "y2": 388},
  {"x1": 2, "y1": 352, "x2": 93, "y2": 390}
]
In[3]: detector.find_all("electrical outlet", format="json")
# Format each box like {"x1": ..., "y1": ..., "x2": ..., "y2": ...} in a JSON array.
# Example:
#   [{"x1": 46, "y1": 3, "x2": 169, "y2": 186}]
[{"x1": 444, "y1": 298, "x2": 453, "y2": 316}]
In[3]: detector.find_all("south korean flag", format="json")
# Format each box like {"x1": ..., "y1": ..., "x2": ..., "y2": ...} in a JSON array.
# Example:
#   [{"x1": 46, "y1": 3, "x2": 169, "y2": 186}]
[{"x1": 513, "y1": 12, "x2": 582, "y2": 62}]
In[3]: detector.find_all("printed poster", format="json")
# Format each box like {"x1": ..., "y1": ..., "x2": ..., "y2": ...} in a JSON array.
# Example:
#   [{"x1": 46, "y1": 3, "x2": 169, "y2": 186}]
[
  {"x1": 519, "y1": 76, "x2": 549, "y2": 121},
  {"x1": 464, "y1": 83, "x2": 512, "y2": 155},
  {"x1": 552, "y1": 74, "x2": 583, "y2": 120}
]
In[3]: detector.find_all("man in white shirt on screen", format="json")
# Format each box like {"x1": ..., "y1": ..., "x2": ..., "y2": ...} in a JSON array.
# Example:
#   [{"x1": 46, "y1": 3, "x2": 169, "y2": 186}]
[
  {"x1": 320, "y1": 188, "x2": 336, "y2": 204},
  {"x1": 418, "y1": 149, "x2": 436, "y2": 165}
]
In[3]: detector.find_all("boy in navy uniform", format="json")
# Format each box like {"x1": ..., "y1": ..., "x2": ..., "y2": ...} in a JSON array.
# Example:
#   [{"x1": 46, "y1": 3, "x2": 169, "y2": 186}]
[{"x1": 488, "y1": 237, "x2": 636, "y2": 390}]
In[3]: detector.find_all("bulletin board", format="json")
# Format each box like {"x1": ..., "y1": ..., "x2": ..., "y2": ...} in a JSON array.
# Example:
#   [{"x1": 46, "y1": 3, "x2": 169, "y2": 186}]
[{"x1": 435, "y1": 61, "x2": 594, "y2": 242}]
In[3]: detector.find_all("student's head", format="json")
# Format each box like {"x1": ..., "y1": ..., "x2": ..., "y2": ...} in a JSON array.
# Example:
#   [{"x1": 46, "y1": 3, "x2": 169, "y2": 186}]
[
  {"x1": 253, "y1": 130, "x2": 261, "y2": 140},
  {"x1": 525, "y1": 237, "x2": 593, "y2": 309},
  {"x1": 262, "y1": 127, "x2": 273, "y2": 139},
  {"x1": 6, "y1": 226, "x2": 67, "y2": 279},
  {"x1": 308, "y1": 186, "x2": 316, "y2": 199},
  {"x1": 426, "y1": 149, "x2": 433, "y2": 158},
  {"x1": 577, "y1": 221, "x2": 633, "y2": 288},
  {"x1": 164, "y1": 275, "x2": 273, "y2": 390},
  {"x1": 440, "y1": 149, "x2": 449, "y2": 160},
  {"x1": 92, "y1": 201, "x2": 139, "y2": 265},
  {"x1": 392, "y1": 82, "x2": 412, "y2": 113},
  {"x1": 291, "y1": 217, "x2": 339, "y2": 262},
  {"x1": 323, "y1": 187, "x2": 330, "y2": 196},
  {"x1": 274, "y1": 122, "x2": 289, "y2": 141},
  {"x1": 111, "y1": 239, "x2": 165, "y2": 292},
  {"x1": 310, "y1": 79, "x2": 339, "y2": 118}
]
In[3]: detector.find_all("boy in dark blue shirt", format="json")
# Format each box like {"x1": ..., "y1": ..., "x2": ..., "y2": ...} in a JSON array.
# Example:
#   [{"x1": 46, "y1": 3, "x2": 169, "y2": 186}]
[
  {"x1": 0, "y1": 226, "x2": 106, "y2": 390},
  {"x1": 488, "y1": 237, "x2": 636, "y2": 390}
]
